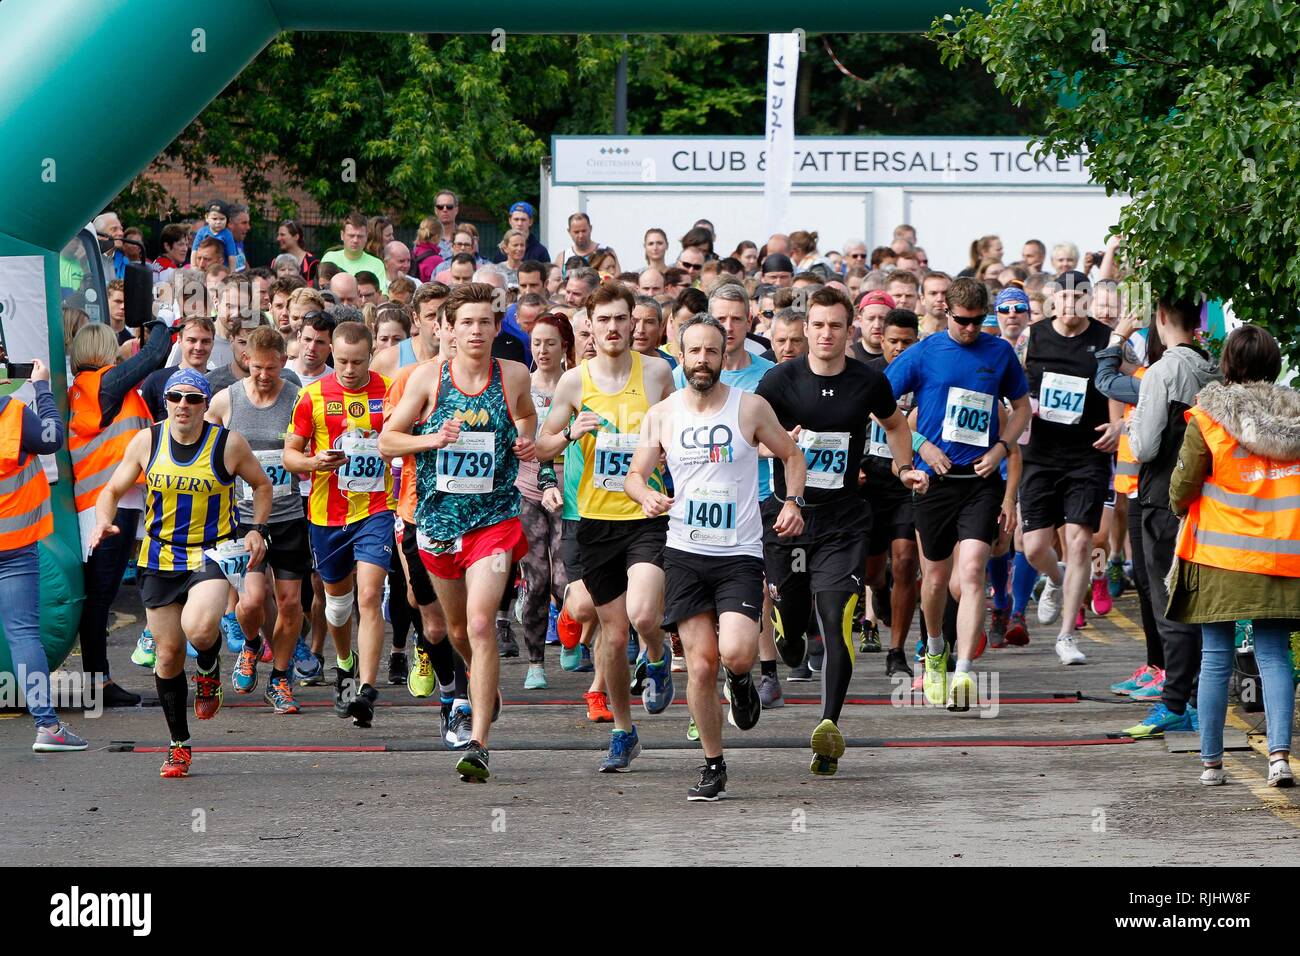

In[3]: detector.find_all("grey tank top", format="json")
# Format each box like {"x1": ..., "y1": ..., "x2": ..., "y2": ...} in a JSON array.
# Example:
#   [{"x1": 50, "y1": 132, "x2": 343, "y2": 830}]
[{"x1": 229, "y1": 379, "x2": 302, "y2": 523}]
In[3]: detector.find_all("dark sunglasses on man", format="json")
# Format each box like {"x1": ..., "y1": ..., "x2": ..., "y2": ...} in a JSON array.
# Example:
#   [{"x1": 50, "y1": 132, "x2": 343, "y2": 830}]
[{"x1": 947, "y1": 311, "x2": 985, "y2": 327}]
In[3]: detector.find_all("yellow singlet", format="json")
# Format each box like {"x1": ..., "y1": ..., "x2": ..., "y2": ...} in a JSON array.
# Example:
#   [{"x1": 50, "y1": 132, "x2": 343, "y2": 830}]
[{"x1": 576, "y1": 350, "x2": 664, "y2": 520}]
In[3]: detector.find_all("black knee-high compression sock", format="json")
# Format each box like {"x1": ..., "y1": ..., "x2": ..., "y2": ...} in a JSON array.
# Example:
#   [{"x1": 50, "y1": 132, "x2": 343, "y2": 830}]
[{"x1": 156, "y1": 672, "x2": 190, "y2": 743}]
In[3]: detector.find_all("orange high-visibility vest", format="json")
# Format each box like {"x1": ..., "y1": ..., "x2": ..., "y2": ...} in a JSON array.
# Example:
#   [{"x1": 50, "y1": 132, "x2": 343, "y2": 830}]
[
  {"x1": 1176, "y1": 406, "x2": 1300, "y2": 577},
  {"x1": 1114, "y1": 366, "x2": 1147, "y2": 496},
  {"x1": 68, "y1": 366, "x2": 150, "y2": 516},
  {"x1": 0, "y1": 398, "x2": 53, "y2": 551}
]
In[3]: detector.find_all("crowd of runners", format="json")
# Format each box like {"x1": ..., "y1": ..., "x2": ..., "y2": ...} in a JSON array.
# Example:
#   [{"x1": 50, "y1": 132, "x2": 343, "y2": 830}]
[{"x1": 2, "y1": 202, "x2": 1295, "y2": 800}]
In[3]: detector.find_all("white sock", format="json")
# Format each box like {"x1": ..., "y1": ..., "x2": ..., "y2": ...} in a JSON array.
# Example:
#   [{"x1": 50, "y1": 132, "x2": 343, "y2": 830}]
[
  {"x1": 926, "y1": 634, "x2": 946, "y2": 655},
  {"x1": 956, "y1": 659, "x2": 973, "y2": 673}
]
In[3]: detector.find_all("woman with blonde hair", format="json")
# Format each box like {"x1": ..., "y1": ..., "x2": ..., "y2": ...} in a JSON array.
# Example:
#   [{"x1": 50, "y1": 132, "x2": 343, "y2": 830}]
[
  {"x1": 588, "y1": 248, "x2": 621, "y2": 278},
  {"x1": 412, "y1": 215, "x2": 444, "y2": 283},
  {"x1": 68, "y1": 315, "x2": 171, "y2": 706},
  {"x1": 960, "y1": 235, "x2": 1003, "y2": 277},
  {"x1": 498, "y1": 229, "x2": 529, "y2": 284}
]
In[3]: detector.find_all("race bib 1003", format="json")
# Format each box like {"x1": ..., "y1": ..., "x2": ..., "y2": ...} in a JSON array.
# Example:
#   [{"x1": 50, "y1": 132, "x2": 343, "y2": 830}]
[
  {"x1": 798, "y1": 430, "x2": 851, "y2": 490},
  {"x1": 337, "y1": 432, "x2": 385, "y2": 494},
  {"x1": 436, "y1": 431, "x2": 495, "y2": 494},
  {"x1": 684, "y1": 482, "x2": 737, "y2": 547},
  {"x1": 593, "y1": 431, "x2": 639, "y2": 492},
  {"x1": 243, "y1": 449, "x2": 291, "y2": 501},
  {"x1": 942, "y1": 387, "x2": 995, "y2": 447},
  {"x1": 1038, "y1": 372, "x2": 1088, "y2": 425}
]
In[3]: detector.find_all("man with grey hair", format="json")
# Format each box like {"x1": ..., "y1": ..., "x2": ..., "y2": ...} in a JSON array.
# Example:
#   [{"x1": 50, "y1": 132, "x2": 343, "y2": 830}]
[
  {"x1": 842, "y1": 240, "x2": 868, "y2": 273},
  {"x1": 94, "y1": 211, "x2": 128, "y2": 278},
  {"x1": 384, "y1": 241, "x2": 419, "y2": 286},
  {"x1": 564, "y1": 267, "x2": 600, "y2": 308}
]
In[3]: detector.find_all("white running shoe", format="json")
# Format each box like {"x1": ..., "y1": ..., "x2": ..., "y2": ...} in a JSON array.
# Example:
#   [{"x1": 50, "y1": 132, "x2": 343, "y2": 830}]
[
  {"x1": 1055, "y1": 634, "x2": 1086, "y2": 665},
  {"x1": 1268, "y1": 759, "x2": 1295, "y2": 788},
  {"x1": 1037, "y1": 577, "x2": 1063, "y2": 625}
]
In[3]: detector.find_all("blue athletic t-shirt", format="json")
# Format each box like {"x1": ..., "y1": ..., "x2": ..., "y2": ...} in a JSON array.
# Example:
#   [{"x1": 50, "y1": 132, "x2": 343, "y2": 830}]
[
  {"x1": 674, "y1": 353, "x2": 776, "y2": 500},
  {"x1": 885, "y1": 331, "x2": 1027, "y2": 475}
]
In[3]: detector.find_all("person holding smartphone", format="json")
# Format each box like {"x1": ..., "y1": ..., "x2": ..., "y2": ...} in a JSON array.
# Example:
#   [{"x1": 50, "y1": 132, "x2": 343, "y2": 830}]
[{"x1": 0, "y1": 357, "x2": 90, "y2": 752}]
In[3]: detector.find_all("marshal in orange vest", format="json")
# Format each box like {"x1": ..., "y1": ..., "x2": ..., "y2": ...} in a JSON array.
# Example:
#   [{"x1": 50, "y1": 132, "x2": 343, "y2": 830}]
[
  {"x1": 0, "y1": 398, "x2": 53, "y2": 550},
  {"x1": 68, "y1": 366, "x2": 151, "y2": 517},
  {"x1": 1175, "y1": 405, "x2": 1300, "y2": 578}
]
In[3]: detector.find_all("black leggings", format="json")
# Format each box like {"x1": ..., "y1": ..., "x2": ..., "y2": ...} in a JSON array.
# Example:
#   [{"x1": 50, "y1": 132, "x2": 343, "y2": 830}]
[
  {"x1": 1126, "y1": 497, "x2": 1164, "y2": 670},
  {"x1": 773, "y1": 584, "x2": 859, "y2": 724},
  {"x1": 387, "y1": 553, "x2": 421, "y2": 651}
]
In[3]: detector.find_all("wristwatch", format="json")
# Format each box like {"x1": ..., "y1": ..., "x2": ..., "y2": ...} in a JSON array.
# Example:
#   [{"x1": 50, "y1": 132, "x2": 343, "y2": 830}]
[
  {"x1": 248, "y1": 524, "x2": 269, "y2": 541},
  {"x1": 790, "y1": 495, "x2": 806, "y2": 509},
  {"x1": 562, "y1": 424, "x2": 573, "y2": 441},
  {"x1": 997, "y1": 439, "x2": 1011, "y2": 455}
]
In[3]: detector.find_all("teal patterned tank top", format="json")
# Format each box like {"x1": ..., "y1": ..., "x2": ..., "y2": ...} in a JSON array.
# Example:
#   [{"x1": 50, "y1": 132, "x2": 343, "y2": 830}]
[{"x1": 414, "y1": 359, "x2": 520, "y2": 545}]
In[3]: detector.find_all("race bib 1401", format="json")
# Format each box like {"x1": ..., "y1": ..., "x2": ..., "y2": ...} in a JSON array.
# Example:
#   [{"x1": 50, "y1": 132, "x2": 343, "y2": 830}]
[{"x1": 684, "y1": 482, "x2": 737, "y2": 546}]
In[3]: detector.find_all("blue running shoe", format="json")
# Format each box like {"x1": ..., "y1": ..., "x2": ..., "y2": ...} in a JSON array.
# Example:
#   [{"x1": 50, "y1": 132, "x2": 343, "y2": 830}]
[
  {"x1": 599, "y1": 727, "x2": 642, "y2": 772},
  {"x1": 560, "y1": 643, "x2": 582, "y2": 671},
  {"x1": 221, "y1": 612, "x2": 244, "y2": 654},
  {"x1": 627, "y1": 629, "x2": 639, "y2": 664},
  {"x1": 131, "y1": 630, "x2": 156, "y2": 668},
  {"x1": 1123, "y1": 702, "x2": 1198, "y2": 739},
  {"x1": 186, "y1": 641, "x2": 198, "y2": 658},
  {"x1": 642, "y1": 650, "x2": 674, "y2": 714},
  {"x1": 574, "y1": 644, "x2": 594, "y2": 673},
  {"x1": 546, "y1": 604, "x2": 560, "y2": 645}
]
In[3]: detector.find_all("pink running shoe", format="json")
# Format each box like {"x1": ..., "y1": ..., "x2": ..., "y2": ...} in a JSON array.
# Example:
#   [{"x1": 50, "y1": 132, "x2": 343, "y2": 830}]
[{"x1": 1090, "y1": 576, "x2": 1113, "y2": 616}]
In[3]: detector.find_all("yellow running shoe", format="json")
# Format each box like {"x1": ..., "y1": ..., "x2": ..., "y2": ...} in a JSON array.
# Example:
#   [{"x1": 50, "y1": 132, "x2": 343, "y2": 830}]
[
  {"x1": 809, "y1": 718, "x2": 845, "y2": 776},
  {"x1": 407, "y1": 644, "x2": 436, "y2": 699},
  {"x1": 947, "y1": 670, "x2": 975, "y2": 713},
  {"x1": 923, "y1": 650, "x2": 948, "y2": 707}
]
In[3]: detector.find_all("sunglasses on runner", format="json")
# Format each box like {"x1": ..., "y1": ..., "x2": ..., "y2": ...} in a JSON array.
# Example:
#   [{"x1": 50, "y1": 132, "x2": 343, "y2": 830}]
[
  {"x1": 947, "y1": 313, "x2": 985, "y2": 327},
  {"x1": 996, "y1": 304, "x2": 1030, "y2": 314},
  {"x1": 165, "y1": 391, "x2": 206, "y2": 405},
  {"x1": 679, "y1": 261, "x2": 702, "y2": 271}
]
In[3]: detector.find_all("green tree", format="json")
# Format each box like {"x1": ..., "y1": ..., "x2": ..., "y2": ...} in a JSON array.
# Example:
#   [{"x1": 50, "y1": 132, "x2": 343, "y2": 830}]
[{"x1": 932, "y1": 0, "x2": 1300, "y2": 354}]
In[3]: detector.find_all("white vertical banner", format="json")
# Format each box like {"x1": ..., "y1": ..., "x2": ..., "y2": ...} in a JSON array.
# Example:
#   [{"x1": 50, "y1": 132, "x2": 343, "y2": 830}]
[{"x1": 762, "y1": 33, "x2": 800, "y2": 241}]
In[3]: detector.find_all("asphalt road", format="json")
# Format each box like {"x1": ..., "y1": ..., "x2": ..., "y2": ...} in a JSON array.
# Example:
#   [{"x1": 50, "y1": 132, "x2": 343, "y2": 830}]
[{"x1": 2, "y1": 583, "x2": 1297, "y2": 865}]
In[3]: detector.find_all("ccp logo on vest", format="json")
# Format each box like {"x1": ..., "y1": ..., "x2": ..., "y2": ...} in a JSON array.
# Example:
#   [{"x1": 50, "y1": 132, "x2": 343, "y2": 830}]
[{"x1": 679, "y1": 424, "x2": 734, "y2": 463}]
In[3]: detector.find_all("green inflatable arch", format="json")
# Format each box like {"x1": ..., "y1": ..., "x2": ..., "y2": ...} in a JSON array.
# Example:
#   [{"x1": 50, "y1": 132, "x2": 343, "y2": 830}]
[{"x1": 0, "y1": 0, "x2": 959, "y2": 674}]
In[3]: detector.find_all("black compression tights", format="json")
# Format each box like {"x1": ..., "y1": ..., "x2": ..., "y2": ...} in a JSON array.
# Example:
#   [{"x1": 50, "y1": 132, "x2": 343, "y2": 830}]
[{"x1": 773, "y1": 586, "x2": 859, "y2": 724}]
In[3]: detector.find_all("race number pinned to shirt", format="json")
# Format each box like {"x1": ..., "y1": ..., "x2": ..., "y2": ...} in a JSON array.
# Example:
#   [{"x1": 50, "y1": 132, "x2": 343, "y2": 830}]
[
  {"x1": 868, "y1": 419, "x2": 890, "y2": 459},
  {"x1": 684, "y1": 482, "x2": 738, "y2": 547},
  {"x1": 206, "y1": 539, "x2": 251, "y2": 593},
  {"x1": 1038, "y1": 372, "x2": 1088, "y2": 425},
  {"x1": 242, "y1": 449, "x2": 292, "y2": 500},
  {"x1": 798, "y1": 430, "x2": 851, "y2": 489},
  {"x1": 436, "y1": 431, "x2": 495, "y2": 494},
  {"x1": 942, "y1": 387, "x2": 995, "y2": 447},
  {"x1": 337, "y1": 430, "x2": 385, "y2": 493},
  {"x1": 593, "y1": 431, "x2": 639, "y2": 492}
]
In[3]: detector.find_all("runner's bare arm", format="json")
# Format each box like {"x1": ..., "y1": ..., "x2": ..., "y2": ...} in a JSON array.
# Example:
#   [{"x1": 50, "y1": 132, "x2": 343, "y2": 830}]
[
  {"x1": 748, "y1": 393, "x2": 805, "y2": 537},
  {"x1": 205, "y1": 388, "x2": 231, "y2": 426},
  {"x1": 378, "y1": 362, "x2": 448, "y2": 458},
  {"x1": 645, "y1": 359, "x2": 676, "y2": 404},
  {"x1": 370, "y1": 344, "x2": 398, "y2": 378},
  {"x1": 89, "y1": 428, "x2": 149, "y2": 549},
  {"x1": 504, "y1": 361, "x2": 537, "y2": 460},
  {"x1": 225, "y1": 431, "x2": 270, "y2": 568},
  {"x1": 879, "y1": 408, "x2": 926, "y2": 492},
  {"x1": 534, "y1": 367, "x2": 587, "y2": 461},
  {"x1": 625, "y1": 404, "x2": 671, "y2": 517}
]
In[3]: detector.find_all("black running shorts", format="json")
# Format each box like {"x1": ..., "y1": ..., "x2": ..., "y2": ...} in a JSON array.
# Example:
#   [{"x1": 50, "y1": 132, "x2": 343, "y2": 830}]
[
  {"x1": 913, "y1": 473, "x2": 1005, "y2": 562},
  {"x1": 662, "y1": 548, "x2": 764, "y2": 631},
  {"x1": 761, "y1": 495, "x2": 870, "y2": 597},
  {"x1": 577, "y1": 516, "x2": 667, "y2": 607},
  {"x1": 1019, "y1": 459, "x2": 1110, "y2": 534}
]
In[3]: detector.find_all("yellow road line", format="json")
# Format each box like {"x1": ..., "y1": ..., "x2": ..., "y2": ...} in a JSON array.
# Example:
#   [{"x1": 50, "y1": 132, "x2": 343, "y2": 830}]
[
  {"x1": 1222, "y1": 709, "x2": 1300, "y2": 828},
  {"x1": 1106, "y1": 605, "x2": 1145, "y2": 643}
]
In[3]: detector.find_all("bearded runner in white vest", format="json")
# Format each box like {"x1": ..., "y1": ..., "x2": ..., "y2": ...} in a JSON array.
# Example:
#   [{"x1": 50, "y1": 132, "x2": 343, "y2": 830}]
[{"x1": 626, "y1": 314, "x2": 806, "y2": 802}]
